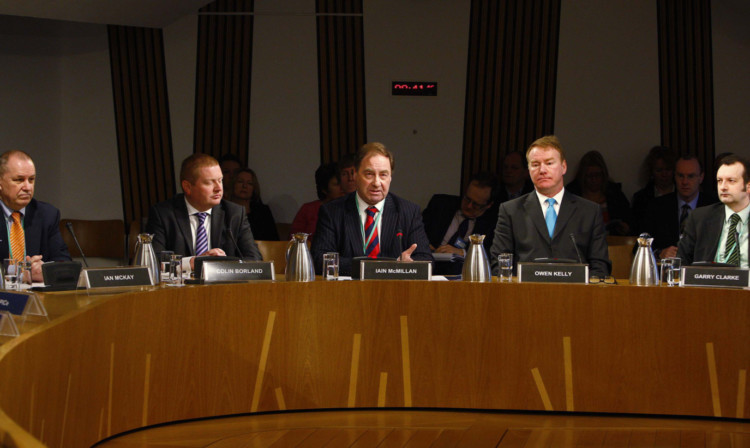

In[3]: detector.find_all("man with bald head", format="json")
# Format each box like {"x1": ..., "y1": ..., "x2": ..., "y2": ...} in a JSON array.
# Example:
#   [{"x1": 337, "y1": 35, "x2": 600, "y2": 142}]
[{"x1": 0, "y1": 150, "x2": 70, "y2": 281}]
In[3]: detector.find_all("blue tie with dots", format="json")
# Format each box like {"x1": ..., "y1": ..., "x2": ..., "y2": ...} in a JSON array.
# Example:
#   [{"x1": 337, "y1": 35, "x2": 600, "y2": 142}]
[{"x1": 545, "y1": 198, "x2": 557, "y2": 238}]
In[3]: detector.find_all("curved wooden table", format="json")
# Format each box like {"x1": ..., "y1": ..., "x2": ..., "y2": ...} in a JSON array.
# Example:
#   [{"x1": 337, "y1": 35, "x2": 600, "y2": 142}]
[{"x1": 0, "y1": 280, "x2": 747, "y2": 447}]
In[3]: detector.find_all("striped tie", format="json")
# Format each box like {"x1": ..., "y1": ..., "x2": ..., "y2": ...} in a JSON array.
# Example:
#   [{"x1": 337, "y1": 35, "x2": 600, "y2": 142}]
[
  {"x1": 9, "y1": 212, "x2": 25, "y2": 262},
  {"x1": 364, "y1": 206, "x2": 380, "y2": 258},
  {"x1": 725, "y1": 213, "x2": 741, "y2": 266},
  {"x1": 195, "y1": 212, "x2": 208, "y2": 256}
]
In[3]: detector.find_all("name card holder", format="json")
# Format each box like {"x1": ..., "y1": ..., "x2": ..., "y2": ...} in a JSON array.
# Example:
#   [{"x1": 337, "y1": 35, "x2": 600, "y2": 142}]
[
  {"x1": 360, "y1": 260, "x2": 432, "y2": 280},
  {"x1": 517, "y1": 262, "x2": 589, "y2": 284},
  {"x1": 201, "y1": 261, "x2": 275, "y2": 283},
  {"x1": 0, "y1": 290, "x2": 48, "y2": 337},
  {"x1": 681, "y1": 266, "x2": 749, "y2": 288},
  {"x1": 0, "y1": 312, "x2": 19, "y2": 337},
  {"x1": 79, "y1": 266, "x2": 153, "y2": 290}
]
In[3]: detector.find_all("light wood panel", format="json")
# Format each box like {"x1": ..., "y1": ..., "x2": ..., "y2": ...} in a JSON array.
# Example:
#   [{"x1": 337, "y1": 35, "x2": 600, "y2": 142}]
[{"x1": 0, "y1": 281, "x2": 748, "y2": 447}]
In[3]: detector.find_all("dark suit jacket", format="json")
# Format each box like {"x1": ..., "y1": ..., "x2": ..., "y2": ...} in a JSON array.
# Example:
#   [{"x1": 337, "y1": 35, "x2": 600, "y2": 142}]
[
  {"x1": 0, "y1": 199, "x2": 71, "y2": 261},
  {"x1": 641, "y1": 192, "x2": 714, "y2": 253},
  {"x1": 677, "y1": 203, "x2": 749, "y2": 266},
  {"x1": 146, "y1": 194, "x2": 262, "y2": 260},
  {"x1": 422, "y1": 194, "x2": 498, "y2": 253},
  {"x1": 496, "y1": 179, "x2": 534, "y2": 204},
  {"x1": 311, "y1": 192, "x2": 433, "y2": 276},
  {"x1": 490, "y1": 191, "x2": 611, "y2": 277}
]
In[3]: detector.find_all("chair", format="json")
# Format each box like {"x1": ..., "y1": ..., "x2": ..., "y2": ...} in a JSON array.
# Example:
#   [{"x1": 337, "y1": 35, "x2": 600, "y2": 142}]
[
  {"x1": 59, "y1": 219, "x2": 127, "y2": 267},
  {"x1": 275, "y1": 222, "x2": 292, "y2": 241},
  {"x1": 256, "y1": 240, "x2": 289, "y2": 274},
  {"x1": 607, "y1": 235, "x2": 637, "y2": 279},
  {"x1": 127, "y1": 218, "x2": 144, "y2": 263}
]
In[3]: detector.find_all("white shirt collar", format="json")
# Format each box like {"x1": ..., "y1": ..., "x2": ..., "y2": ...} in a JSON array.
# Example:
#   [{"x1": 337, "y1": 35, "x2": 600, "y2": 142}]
[{"x1": 535, "y1": 188, "x2": 565, "y2": 208}]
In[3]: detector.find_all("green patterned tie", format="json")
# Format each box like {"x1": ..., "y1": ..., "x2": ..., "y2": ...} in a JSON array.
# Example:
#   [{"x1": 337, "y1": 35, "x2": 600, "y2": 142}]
[{"x1": 725, "y1": 213, "x2": 741, "y2": 266}]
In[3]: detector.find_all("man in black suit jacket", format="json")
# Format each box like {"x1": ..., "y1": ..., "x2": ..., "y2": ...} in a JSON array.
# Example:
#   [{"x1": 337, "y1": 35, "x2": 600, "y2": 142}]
[
  {"x1": 146, "y1": 154, "x2": 261, "y2": 271},
  {"x1": 490, "y1": 136, "x2": 611, "y2": 277},
  {"x1": 678, "y1": 155, "x2": 750, "y2": 267},
  {"x1": 641, "y1": 156, "x2": 714, "y2": 259},
  {"x1": 496, "y1": 151, "x2": 534, "y2": 203},
  {"x1": 422, "y1": 172, "x2": 498, "y2": 274},
  {"x1": 311, "y1": 142, "x2": 433, "y2": 276},
  {"x1": 0, "y1": 150, "x2": 70, "y2": 282}
]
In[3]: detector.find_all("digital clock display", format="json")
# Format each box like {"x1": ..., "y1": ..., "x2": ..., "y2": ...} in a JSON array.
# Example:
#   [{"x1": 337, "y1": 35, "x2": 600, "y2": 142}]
[{"x1": 391, "y1": 81, "x2": 438, "y2": 96}]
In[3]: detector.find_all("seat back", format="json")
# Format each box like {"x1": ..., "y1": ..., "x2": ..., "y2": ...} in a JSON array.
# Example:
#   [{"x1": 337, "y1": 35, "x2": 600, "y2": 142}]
[
  {"x1": 607, "y1": 235, "x2": 637, "y2": 279},
  {"x1": 60, "y1": 219, "x2": 127, "y2": 265},
  {"x1": 256, "y1": 240, "x2": 289, "y2": 274}
]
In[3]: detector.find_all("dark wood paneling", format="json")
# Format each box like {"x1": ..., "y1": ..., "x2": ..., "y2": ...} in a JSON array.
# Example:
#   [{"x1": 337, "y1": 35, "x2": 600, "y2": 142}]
[
  {"x1": 195, "y1": 1, "x2": 254, "y2": 165},
  {"x1": 316, "y1": 0, "x2": 366, "y2": 164},
  {"x1": 462, "y1": 0, "x2": 560, "y2": 188},
  {"x1": 108, "y1": 25, "x2": 175, "y2": 229},
  {"x1": 657, "y1": 0, "x2": 715, "y2": 174}
]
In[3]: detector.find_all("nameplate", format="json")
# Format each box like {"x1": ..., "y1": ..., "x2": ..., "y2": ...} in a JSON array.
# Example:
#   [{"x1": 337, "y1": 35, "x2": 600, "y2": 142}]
[
  {"x1": 82, "y1": 267, "x2": 153, "y2": 289},
  {"x1": 360, "y1": 261, "x2": 432, "y2": 280},
  {"x1": 682, "y1": 266, "x2": 749, "y2": 288},
  {"x1": 517, "y1": 262, "x2": 589, "y2": 284},
  {"x1": 201, "y1": 261, "x2": 275, "y2": 283},
  {"x1": 0, "y1": 291, "x2": 30, "y2": 315}
]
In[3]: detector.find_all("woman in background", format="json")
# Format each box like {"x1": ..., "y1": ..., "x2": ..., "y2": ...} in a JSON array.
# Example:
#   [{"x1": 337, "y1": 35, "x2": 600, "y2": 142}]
[
  {"x1": 289, "y1": 162, "x2": 344, "y2": 242},
  {"x1": 230, "y1": 168, "x2": 279, "y2": 241}
]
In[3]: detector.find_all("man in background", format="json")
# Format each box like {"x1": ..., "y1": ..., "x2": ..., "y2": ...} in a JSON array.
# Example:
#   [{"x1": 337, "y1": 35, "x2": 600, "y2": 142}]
[{"x1": 497, "y1": 151, "x2": 533, "y2": 203}]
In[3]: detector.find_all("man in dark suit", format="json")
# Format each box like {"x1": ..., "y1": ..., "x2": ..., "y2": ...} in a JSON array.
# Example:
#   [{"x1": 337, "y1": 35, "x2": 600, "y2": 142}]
[
  {"x1": 678, "y1": 154, "x2": 750, "y2": 267},
  {"x1": 146, "y1": 153, "x2": 261, "y2": 272},
  {"x1": 311, "y1": 142, "x2": 433, "y2": 276},
  {"x1": 496, "y1": 151, "x2": 534, "y2": 203},
  {"x1": 0, "y1": 150, "x2": 70, "y2": 281},
  {"x1": 422, "y1": 172, "x2": 498, "y2": 274},
  {"x1": 641, "y1": 156, "x2": 714, "y2": 260},
  {"x1": 490, "y1": 135, "x2": 611, "y2": 277}
]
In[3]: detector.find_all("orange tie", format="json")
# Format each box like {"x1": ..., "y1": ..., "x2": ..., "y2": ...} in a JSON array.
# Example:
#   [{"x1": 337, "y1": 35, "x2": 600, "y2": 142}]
[{"x1": 10, "y1": 212, "x2": 25, "y2": 262}]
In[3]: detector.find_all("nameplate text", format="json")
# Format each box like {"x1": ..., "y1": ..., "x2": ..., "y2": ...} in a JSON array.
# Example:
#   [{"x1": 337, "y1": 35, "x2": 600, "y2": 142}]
[
  {"x1": 682, "y1": 266, "x2": 749, "y2": 288},
  {"x1": 83, "y1": 267, "x2": 153, "y2": 288},
  {"x1": 360, "y1": 261, "x2": 431, "y2": 280},
  {"x1": 202, "y1": 261, "x2": 275, "y2": 283},
  {"x1": 517, "y1": 262, "x2": 589, "y2": 284}
]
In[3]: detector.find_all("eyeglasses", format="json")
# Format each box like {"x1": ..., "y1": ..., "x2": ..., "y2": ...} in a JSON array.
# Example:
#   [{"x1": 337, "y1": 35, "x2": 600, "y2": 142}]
[
  {"x1": 462, "y1": 196, "x2": 490, "y2": 209},
  {"x1": 589, "y1": 276, "x2": 617, "y2": 285}
]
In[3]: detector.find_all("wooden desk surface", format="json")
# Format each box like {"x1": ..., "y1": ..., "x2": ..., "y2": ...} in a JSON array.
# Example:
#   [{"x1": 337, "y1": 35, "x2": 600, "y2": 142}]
[{"x1": 0, "y1": 281, "x2": 747, "y2": 447}]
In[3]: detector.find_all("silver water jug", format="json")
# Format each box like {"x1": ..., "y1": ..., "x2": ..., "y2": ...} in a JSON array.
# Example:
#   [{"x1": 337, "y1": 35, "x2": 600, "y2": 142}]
[
  {"x1": 286, "y1": 233, "x2": 315, "y2": 282},
  {"x1": 629, "y1": 233, "x2": 658, "y2": 286},
  {"x1": 462, "y1": 234, "x2": 491, "y2": 282},
  {"x1": 133, "y1": 233, "x2": 159, "y2": 285}
]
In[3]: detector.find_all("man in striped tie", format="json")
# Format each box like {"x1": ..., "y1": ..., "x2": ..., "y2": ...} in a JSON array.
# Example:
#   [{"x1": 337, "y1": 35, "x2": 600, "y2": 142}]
[
  {"x1": 311, "y1": 142, "x2": 433, "y2": 276},
  {"x1": 678, "y1": 154, "x2": 750, "y2": 267},
  {"x1": 147, "y1": 153, "x2": 262, "y2": 273},
  {"x1": 0, "y1": 150, "x2": 71, "y2": 282}
]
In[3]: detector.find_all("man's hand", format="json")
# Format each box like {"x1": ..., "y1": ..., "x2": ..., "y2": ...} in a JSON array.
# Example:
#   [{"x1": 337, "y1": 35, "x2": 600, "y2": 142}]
[
  {"x1": 27, "y1": 255, "x2": 44, "y2": 283},
  {"x1": 398, "y1": 243, "x2": 418, "y2": 262},
  {"x1": 189, "y1": 248, "x2": 226, "y2": 270},
  {"x1": 434, "y1": 244, "x2": 463, "y2": 255},
  {"x1": 659, "y1": 246, "x2": 678, "y2": 260}
]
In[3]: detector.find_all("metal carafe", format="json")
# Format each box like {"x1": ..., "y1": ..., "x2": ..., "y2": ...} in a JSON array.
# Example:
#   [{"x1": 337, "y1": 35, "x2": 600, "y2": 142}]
[
  {"x1": 133, "y1": 233, "x2": 159, "y2": 285},
  {"x1": 629, "y1": 233, "x2": 658, "y2": 286},
  {"x1": 462, "y1": 234, "x2": 491, "y2": 282},
  {"x1": 286, "y1": 233, "x2": 315, "y2": 282}
]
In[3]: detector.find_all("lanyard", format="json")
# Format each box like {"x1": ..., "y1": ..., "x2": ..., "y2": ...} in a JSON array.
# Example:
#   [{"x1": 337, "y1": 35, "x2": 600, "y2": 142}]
[{"x1": 357, "y1": 195, "x2": 382, "y2": 253}]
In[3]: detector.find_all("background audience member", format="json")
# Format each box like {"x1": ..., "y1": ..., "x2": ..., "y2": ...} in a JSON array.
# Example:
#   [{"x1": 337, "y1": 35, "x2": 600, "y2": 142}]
[
  {"x1": 642, "y1": 155, "x2": 715, "y2": 259},
  {"x1": 566, "y1": 150, "x2": 633, "y2": 235},
  {"x1": 497, "y1": 151, "x2": 533, "y2": 203},
  {"x1": 218, "y1": 154, "x2": 242, "y2": 193},
  {"x1": 289, "y1": 162, "x2": 344, "y2": 241},
  {"x1": 337, "y1": 153, "x2": 357, "y2": 194},
  {"x1": 631, "y1": 146, "x2": 676, "y2": 233},
  {"x1": 230, "y1": 168, "x2": 279, "y2": 241}
]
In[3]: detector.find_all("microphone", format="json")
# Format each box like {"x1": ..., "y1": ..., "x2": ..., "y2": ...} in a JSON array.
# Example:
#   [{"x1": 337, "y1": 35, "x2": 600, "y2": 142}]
[
  {"x1": 396, "y1": 229, "x2": 404, "y2": 255},
  {"x1": 569, "y1": 233, "x2": 583, "y2": 264},
  {"x1": 65, "y1": 222, "x2": 90, "y2": 268},
  {"x1": 226, "y1": 227, "x2": 245, "y2": 260}
]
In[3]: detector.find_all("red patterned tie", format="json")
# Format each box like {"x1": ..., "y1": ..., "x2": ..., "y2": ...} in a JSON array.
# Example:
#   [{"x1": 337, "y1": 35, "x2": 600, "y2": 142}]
[{"x1": 364, "y1": 206, "x2": 380, "y2": 258}]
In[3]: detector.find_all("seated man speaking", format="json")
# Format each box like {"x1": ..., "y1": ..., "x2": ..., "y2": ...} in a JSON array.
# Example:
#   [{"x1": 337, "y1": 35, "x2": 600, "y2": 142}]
[
  {"x1": 490, "y1": 135, "x2": 610, "y2": 277},
  {"x1": 146, "y1": 153, "x2": 261, "y2": 272},
  {"x1": 678, "y1": 154, "x2": 750, "y2": 267},
  {"x1": 311, "y1": 142, "x2": 433, "y2": 276}
]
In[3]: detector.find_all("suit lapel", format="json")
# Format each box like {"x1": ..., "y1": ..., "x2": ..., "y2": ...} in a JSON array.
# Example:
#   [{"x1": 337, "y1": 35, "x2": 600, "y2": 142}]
[
  {"x1": 554, "y1": 192, "x2": 577, "y2": 240},
  {"x1": 210, "y1": 203, "x2": 225, "y2": 250},
  {"x1": 706, "y1": 206, "x2": 727, "y2": 261},
  {"x1": 345, "y1": 195, "x2": 364, "y2": 257},
  {"x1": 174, "y1": 196, "x2": 194, "y2": 254},
  {"x1": 381, "y1": 195, "x2": 397, "y2": 255},
  {"x1": 523, "y1": 193, "x2": 550, "y2": 243}
]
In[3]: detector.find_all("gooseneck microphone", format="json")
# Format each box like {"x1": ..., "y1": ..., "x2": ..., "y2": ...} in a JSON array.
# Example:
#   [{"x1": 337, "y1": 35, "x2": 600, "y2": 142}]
[
  {"x1": 65, "y1": 222, "x2": 90, "y2": 268},
  {"x1": 569, "y1": 233, "x2": 583, "y2": 264},
  {"x1": 226, "y1": 227, "x2": 245, "y2": 260},
  {"x1": 396, "y1": 229, "x2": 404, "y2": 255}
]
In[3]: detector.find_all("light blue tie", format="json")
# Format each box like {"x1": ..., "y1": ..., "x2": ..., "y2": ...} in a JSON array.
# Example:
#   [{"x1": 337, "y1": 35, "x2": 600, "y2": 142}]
[
  {"x1": 195, "y1": 212, "x2": 208, "y2": 256},
  {"x1": 545, "y1": 198, "x2": 557, "y2": 238}
]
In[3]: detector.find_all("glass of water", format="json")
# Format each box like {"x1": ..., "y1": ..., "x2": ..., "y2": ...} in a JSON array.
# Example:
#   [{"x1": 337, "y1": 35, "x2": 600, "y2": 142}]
[
  {"x1": 159, "y1": 251, "x2": 174, "y2": 284},
  {"x1": 323, "y1": 252, "x2": 339, "y2": 280},
  {"x1": 168, "y1": 254, "x2": 184, "y2": 287},
  {"x1": 660, "y1": 257, "x2": 682, "y2": 286},
  {"x1": 497, "y1": 253, "x2": 513, "y2": 282},
  {"x1": 3, "y1": 258, "x2": 18, "y2": 290}
]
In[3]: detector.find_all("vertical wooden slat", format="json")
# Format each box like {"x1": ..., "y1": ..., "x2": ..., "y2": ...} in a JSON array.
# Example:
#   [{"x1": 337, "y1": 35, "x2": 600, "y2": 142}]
[{"x1": 462, "y1": 0, "x2": 561, "y2": 189}]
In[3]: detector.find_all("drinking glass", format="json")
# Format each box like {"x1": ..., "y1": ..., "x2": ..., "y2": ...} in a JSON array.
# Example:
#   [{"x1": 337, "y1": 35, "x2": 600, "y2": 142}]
[
  {"x1": 16, "y1": 260, "x2": 32, "y2": 288},
  {"x1": 497, "y1": 253, "x2": 513, "y2": 282},
  {"x1": 168, "y1": 254, "x2": 184, "y2": 287},
  {"x1": 323, "y1": 252, "x2": 339, "y2": 280},
  {"x1": 2, "y1": 259, "x2": 18, "y2": 290},
  {"x1": 159, "y1": 251, "x2": 174, "y2": 284},
  {"x1": 660, "y1": 257, "x2": 681, "y2": 286}
]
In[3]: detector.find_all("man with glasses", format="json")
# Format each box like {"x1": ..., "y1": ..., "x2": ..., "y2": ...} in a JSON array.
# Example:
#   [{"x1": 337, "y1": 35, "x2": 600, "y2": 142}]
[
  {"x1": 490, "y1": 135, "x2": 611, "y2": 277},
  {"x1": 422, "y1": 172, "x2": 498, "y2": 274}
]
